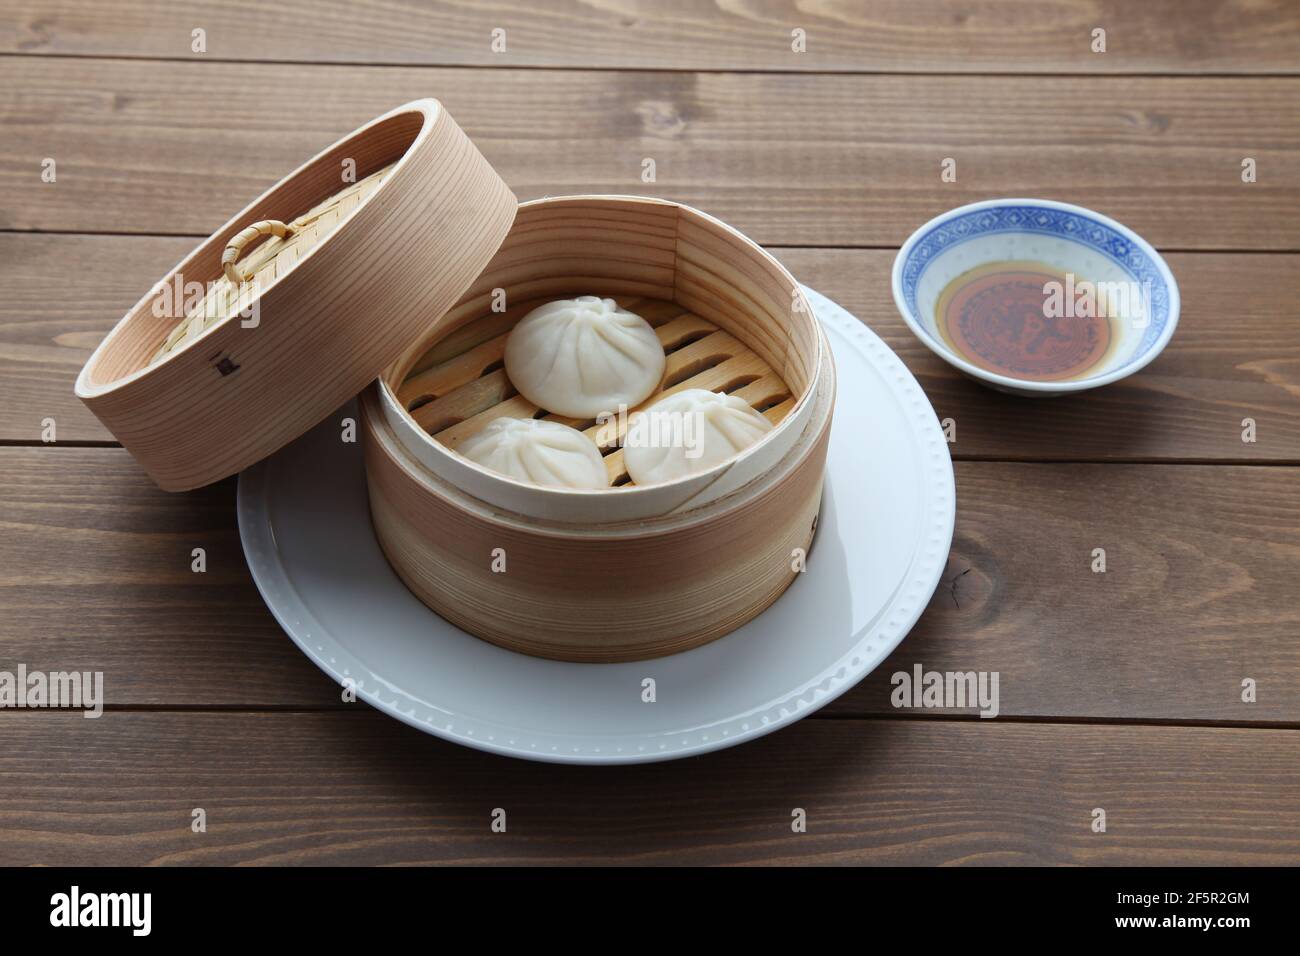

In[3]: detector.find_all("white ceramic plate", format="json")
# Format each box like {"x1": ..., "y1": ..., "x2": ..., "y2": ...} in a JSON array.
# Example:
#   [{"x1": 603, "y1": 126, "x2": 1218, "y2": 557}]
[{"x1": 237, "y1": 287, "x2": 955, "y2": 764}]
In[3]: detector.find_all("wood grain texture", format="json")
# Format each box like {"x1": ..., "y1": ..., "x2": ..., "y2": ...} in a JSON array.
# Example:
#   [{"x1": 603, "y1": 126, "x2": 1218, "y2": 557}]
[
  {"x1": 3, "y1": 446, "x2": 1297, "y2": 722},
  {"x1": 3, "y1": 0, "x2": 1296, "y2": 868},
  {"x1": 75, "y1": 100, "x2": 518, "y2": 492},
  {"x1": 3, "y1": 0, "x2": 1298, "y2": 74},
  {"x1": 6, "y1": 234, "x2": 1297, "y2": 461},
  {"x1": 4, "y1": 57, "x2": 1299, "y2": 249},
  {"x1": 848, "y1": 461, "x2": 1300, "y2": 724},
  {"x1": 363, "y1": 356, "x2": 829, "y2": 661},
  {"x1": 0, "y1": 233, "x2": 195, "y2": 442},
  {"x1": 0, "y1": 711, "x2": 1294, "y2": 865},
  {"x1": 0, "y1": 446, "x2": 340, "y2": 706},
  {"x1": 376, "y1": 195, "x2": 823, "y2": 527}
]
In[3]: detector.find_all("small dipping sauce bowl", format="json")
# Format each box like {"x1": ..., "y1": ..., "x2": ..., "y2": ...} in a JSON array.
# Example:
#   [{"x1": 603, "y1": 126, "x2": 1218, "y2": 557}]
[{"x1": 891, "y1": 198, "x2": 1179, "y2": 396}]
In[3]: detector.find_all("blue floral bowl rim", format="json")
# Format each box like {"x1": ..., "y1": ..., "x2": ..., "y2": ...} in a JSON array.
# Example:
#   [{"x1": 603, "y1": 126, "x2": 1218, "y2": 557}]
[{"x1": 890, "y1": 198, "x2": 1181, "y2": 393}]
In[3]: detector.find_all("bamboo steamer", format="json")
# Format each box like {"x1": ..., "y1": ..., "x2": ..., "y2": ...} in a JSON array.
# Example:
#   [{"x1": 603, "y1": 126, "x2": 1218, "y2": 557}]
[
  {"x1": 76, "y1": 100, "x2": 837, "y2": 663},
  {"x1": 361, "y1": 196, "x2": 834, "y2": 661},
  {"x1": 75, "y1": 99, "x2": 516, "y2": 491}
]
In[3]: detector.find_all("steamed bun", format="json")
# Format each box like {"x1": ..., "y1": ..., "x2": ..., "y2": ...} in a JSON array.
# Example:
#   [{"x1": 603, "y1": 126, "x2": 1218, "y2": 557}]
[
  {"x1": 457, "y1": 417, "x2": 607, "y2": 490},
  {"x1": 622, "y1": 389, "x2": 773, "y2": 485},
  {"x1": 504, "y1": 296, "x2": 665, "y2": 419}
]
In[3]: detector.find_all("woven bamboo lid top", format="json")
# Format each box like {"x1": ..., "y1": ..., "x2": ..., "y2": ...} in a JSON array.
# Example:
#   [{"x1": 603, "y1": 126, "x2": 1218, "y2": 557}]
[{"x1": 150, "y1": 162, "x2": 396, "y2": 364}]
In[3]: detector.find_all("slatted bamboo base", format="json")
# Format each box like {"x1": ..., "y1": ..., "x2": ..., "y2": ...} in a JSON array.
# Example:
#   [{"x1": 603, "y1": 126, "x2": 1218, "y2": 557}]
[{"x1": 396, "y1": 295, "x2": 795, "y2": 487}]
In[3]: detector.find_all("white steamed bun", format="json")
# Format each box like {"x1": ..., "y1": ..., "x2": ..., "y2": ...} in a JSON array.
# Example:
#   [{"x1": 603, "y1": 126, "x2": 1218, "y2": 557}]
[
  {"x1": 622, "y1": 388, "x2": 773, "y2": 485},
  {"x1": 504, "y1": 296, "x2": 665, "y2": 419},
  {"x1": 457, "y1": 417, "x2": 607, "y2": 490}
]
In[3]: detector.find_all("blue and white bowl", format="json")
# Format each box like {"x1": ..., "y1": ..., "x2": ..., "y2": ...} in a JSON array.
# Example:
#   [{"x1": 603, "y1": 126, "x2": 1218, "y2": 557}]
[{"x1": 891, "y1": 199, "x2": 1179, "y2": 396}]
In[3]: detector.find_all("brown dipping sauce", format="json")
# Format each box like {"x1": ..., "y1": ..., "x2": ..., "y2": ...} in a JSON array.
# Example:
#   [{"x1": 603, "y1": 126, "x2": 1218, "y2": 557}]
[{"x1": 935, "y1": 261, "x2": 1114, "y2": 382}]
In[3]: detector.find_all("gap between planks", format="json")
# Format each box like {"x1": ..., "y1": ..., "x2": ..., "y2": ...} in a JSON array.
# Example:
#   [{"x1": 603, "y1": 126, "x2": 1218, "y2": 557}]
[
  {"x1": 3, "y1": 705, "x2": 1295, "y2": 730},
  {"x1": 7, "y1": 442, "x2": 1300, "y2": 469},
  {"x1": 3, "y1": 51, "x2": 1299, "y2": 80}
]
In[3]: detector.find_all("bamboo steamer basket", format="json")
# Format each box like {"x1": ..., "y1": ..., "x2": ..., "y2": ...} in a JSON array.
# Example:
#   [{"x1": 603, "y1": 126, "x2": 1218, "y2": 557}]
[
  {"x1": 75, "y1": 100, "x2": 836, "y2": 664},
  {"x1": 75, "y1": 99, "x2": 516, "y2": 491},
  {"x1": 361, "y1": 196, "x2": 835, "y2": 662}
]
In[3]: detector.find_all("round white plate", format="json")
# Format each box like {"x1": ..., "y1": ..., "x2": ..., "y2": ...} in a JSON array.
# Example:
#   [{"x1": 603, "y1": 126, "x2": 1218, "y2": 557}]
[{"x1": 237, "y1": 287, "x2": 955, "y2": 764}]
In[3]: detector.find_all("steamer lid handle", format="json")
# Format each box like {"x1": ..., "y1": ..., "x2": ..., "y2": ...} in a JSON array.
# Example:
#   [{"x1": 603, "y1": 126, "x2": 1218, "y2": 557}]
[{"x1": 221, "y1": 219, "x2": 295, "y2": 285}]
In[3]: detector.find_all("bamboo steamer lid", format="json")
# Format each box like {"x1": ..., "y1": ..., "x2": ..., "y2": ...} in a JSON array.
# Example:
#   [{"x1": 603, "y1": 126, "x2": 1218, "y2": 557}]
[{"x1": 75, "y1": 99, "x2": 517, "y2": 491}]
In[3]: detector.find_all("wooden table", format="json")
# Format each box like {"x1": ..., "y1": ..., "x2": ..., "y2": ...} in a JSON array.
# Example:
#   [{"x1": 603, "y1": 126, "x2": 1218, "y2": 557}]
[{"x1": 2, "y1": 1, "x2": 1298, "y2": 866}]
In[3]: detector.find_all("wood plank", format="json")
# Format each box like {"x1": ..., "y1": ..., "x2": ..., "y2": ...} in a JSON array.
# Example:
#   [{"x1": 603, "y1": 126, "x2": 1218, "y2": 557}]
[
  {"x1": 6, "y1": 233, "x2": 1297, "y2": 461},
  {"x1": 3, "y1": 446, "x2": 1298, "y2": 723},
  {"x1": 0, "y1": 711, "x2": 1293, "y2": 865},
  {"x1": 0, "y1": 446, "x2": 339, "y2": 706},
  {"x1": 3, "y1": 0, "x2": 1298, "y2": 74},
  {"x1": 0, "y1": 233, "x2": 194, "y2": 442},
  {"x1": 833, "y1": 461, "x2": 1300, "y2": 724},
  {"x1": 3, "y1": 57, "x2": 1299, "y2": 248}
]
